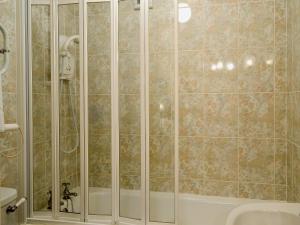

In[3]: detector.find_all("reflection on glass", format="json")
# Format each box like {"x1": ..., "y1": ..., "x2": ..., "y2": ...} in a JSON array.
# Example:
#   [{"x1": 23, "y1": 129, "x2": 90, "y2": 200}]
[{"x1": 178, "y1": 3, "x2": 191, "y2": 24}]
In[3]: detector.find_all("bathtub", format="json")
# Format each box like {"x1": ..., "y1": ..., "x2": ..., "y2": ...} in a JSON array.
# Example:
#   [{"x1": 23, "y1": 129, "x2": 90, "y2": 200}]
[
  {"x1": 225, "y1": 203, "x2": 300, "y2": 225},
  {"x1": 63, "y1": 187, "x2": 274, "y2": 225}
]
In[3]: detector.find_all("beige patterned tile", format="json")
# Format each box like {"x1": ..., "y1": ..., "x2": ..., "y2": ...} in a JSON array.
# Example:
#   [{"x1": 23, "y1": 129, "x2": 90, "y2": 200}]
[
  {"x1": 205, "y1": 94, "x2": 238, "y2": 137},
  {"x1": 293, "y1": 144, "x2": 300, "y2": 186},
  {"x1": 33, "y1": 143, "x2": 46, "y2": 193},
  {"x1": 179, "y1": 94, "x2": 205, "y2": 136},
  {"x1": 149, "y1": 95, "x2": 174, "y2": 136},
  {"x1": 275, "y1": 185, "x2": 287, "y2": 201},
  {"x1": 0, "y1": 130, "x2": 17, "y2": 150},
  {"x1": 120, "y1": 134, "x2": 141, "y2": 175},
  {"x1": 292, "y1": 36, "x2": 300, "y2": 91},
  {"x1": 287, "y1": 93, "x2": 295, "y2": 141},
  {"x1": 0, "y1": 150, "x2": 17, "y2": 188},
  {"x1": 239, "y1": 183, "x2": 274, "y2": 200},
  {"x1": 239, "y1": 1, "x2": 274, "y2": 48},
  {"x1": 287, "y1": 185, "x2": 295, "y2": 202},
  {"x1": 150, "y1": 176, "x2": 175, "y2": 192},
  {"x1": 149, "y1": 9, "x2": 174, "y2": 52},
  {"x1": 287, "y1": 141, "x2": 294, "y2": 187},
  {"x1": 293, "y1": 92, "x2": 300, "y2": 146},
  {"x1": 275, "y1": 139, "x2": 287, "y2": 185},
  {"x1": 201, "y1": 180, "x2": 238, "y2": 197},
  {"x1": 239, "y1": 138, "x2": 274, "y2": 183},
  {"x1": 179, "y1": 178, "x2": 238, "y2": 197},
  {"x1": 119, "y1": 10, "x2": 140, "y2": 53},
  {"x1": 203, "y1": 49, "x2": 238, "y2": 93},
  {"x1": 32, "y1": 94, "x2": 46, "y2": 142},
  {"x1": 204, "y1": 3, "x2": 238, "y2": 49},
  {"x1": 150, "y1": 53, "x2": 174, "y2": 95},
  {"x1": 179, "y1": 177, "x2": 202, "y2": 194},
  {"x1": 179, "y1": 51, "x2": 203, "y2": 93},
  {"x1": 275, "y1": 0, "x2": 287, "y2": 47},
  {"x1": 88, "y1": 54, "x2": 111, "y2": 95},
  {"x1": 239, "y1": 93, "x2": 274, "y2": 138},
  {"x1": 119, "y1": 94, "x2": 140, "y2": 135},
  {"x1": 88, "y1": 94, "x2": 111, "y2": 134},
  {"x1": 275, "y1": 47, "x2": 287, "y2": 92},
  {"x1": 179, "y1": 137, "x2": 206, "y2": 178},
  {"x1": 87, "y1": 1, "x2": 110, "y2": 16},
  {"x1": 275, "y1": 94, "x2": 287, "y2": 138},
  {"x1": 120, "y1": 175, "x2": 141, "y2": 190},
  {"x1": 238, "y1": 48, "x2": 274, "y2": 92},
  {"x1": 292, "y1": 1, "x2": 300, "y2": 42},
  {"x1": 150, "y1": 136, "x2": 174, "y2": 177},
  {"x1": 203, "y1": 138, "x2": 238, "y2": 181},
  {"x1": 180, "y1": 137, "x2": 237, "y2": 181},
  {"x1": 119, "y1": 53, "x2": 140, "y2": 94},
  {"x1": 152, "y1": 0, "x2": 175, "y2": 11},
  {"x1": 178, "y1": 5, "x2": 204, "y2": 51},
  {"x1": 118, "y1": 0, "x2": 137, "y2": 13}
]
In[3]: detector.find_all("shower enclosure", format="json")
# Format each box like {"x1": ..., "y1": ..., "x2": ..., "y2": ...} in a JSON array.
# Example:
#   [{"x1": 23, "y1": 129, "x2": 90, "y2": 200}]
[
  {"x1": 27, "y1": 0, "x2": 300, "y2": 225},
  {"x1": 29, "y1": 0, "x2": 176, "y2": 224}
]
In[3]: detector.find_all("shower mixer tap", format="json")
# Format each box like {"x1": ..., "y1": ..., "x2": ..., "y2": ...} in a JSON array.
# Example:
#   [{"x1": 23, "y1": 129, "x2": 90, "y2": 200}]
[
  {"x1": 0, "y1": 48, "x2": 9, "y2": 54},
  {"x1": 62, "y1": 183, "x2": 77, "y2": 200}
]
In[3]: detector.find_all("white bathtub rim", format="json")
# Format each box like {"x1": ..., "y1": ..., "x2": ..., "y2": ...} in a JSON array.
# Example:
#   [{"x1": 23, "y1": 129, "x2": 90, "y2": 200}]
[
  {"x1": 225, "y1": 202, "x2": 300, "y2": 225},
  {"x1": 75, "y1": 187, "x2": 283, "y2": 205}
]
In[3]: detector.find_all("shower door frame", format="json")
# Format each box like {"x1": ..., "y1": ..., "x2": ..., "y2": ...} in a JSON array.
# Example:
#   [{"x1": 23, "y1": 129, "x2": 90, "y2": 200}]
[
  {"x1": 27, "y1": 0, "x2": 117, "y2": 223},
  {"x1": 26, "y1": 0, "x2": 179, "y2": 225}
]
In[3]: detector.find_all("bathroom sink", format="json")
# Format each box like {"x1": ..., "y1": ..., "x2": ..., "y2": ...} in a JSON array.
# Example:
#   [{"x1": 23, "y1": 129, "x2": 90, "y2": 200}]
[{"x1": 0, "y1": 187, "x2": 17, "y2": 206}]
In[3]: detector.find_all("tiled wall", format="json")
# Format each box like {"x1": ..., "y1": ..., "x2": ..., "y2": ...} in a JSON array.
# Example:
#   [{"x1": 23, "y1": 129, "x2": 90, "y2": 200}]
[
  {"x1": 32, "y1": 0, "x2": 295, "y2": 209},
  {"x1": 287, "y1": 0, "x2": 300, "y2": 203},
  {"x1": 178, "y1": 0, "x2": 288, "y2": 200},
  {"x1": 92, "y1": 0, "x2": 290, "y2": 200},
  {"x1": 0, "y1": 0, "x2": 22, "y2": 204}
]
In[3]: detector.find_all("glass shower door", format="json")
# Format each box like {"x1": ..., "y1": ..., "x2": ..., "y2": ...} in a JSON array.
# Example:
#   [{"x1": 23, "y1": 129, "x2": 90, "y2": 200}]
[
  {"x1": 87, "y1": 0, "x2": 113, "y2": 217},
  {"x1": 58, "y1": 1, "x2": 81, "y2": 215},
  {"x1": 148, "y1": 0, "x2": 176, "y2": 223},
  {"x1": 30, "y1": 2, "x2": 52, "y2": 214},
  {"x1": 118, "y1": 0, "x2": 143, "y2": 221}
]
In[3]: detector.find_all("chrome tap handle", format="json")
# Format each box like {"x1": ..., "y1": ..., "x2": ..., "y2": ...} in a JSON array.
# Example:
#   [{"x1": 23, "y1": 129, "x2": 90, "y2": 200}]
[{"x1": 0, "y1": 49, "x2": 10, "y2": 54}]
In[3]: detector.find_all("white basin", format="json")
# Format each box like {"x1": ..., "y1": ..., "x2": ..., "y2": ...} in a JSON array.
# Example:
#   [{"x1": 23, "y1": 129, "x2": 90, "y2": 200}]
[
  {"x1": 0, "y1": 187, "x2": 17, "y2": 207},
  {"x1": 226, "y1": 203, "x2": 300, "y2": 225}
]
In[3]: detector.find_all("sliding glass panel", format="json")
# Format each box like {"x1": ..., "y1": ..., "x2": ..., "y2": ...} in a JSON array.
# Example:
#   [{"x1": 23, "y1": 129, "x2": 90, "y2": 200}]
[
  {"x1": 58, "y1": 2, "x2": 81, "y2": 214},
  {"x1": 118, "y1": 0, "x2": 142, "y2": 220},
  {"x1": 31, "y1": 3, "x2": 52, "y2": 213},
  {"x1": 87, "y1": 1, "x2": 112, "y2": 216},
  {"x1": 148, "y1": 0, "x2": 175, "y2": 223}
]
